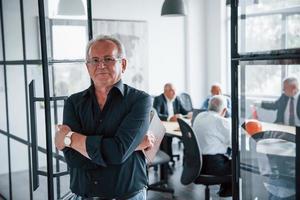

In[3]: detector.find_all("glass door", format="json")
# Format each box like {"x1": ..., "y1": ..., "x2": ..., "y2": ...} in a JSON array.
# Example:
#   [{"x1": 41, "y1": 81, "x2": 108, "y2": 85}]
[
  {"x1": 230, "y1": 0, "x2": 300, "y2": 199},
  {"x1": 237, "y1": 60, "x2": 299, "y2": 200},
  {"x1": 0, "y1": 0, "x2": 90, "y2": 199}
]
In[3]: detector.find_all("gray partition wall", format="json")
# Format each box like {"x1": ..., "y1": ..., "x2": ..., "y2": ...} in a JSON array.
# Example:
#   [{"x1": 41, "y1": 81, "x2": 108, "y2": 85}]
[{"x1": 0, "y1": 0, "x2": 91, "y2": 199}]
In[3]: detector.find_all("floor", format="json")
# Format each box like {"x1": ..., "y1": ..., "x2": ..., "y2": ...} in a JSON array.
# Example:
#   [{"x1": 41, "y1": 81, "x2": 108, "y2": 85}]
[{"x1": 147, "y1": 139, "x2": 221, "y2": 200}]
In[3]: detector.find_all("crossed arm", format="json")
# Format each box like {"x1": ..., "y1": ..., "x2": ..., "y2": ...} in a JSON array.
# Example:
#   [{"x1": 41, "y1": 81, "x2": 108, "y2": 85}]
[{"x1": 55, "y1": 96, "x2": 155, "y2": 168}]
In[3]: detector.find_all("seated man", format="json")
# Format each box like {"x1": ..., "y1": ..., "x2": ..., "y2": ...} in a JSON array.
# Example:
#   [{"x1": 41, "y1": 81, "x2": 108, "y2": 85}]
[
  {"x1": 201, "y1": 83, "x2": 231, "y2": 117},
  {"x1": 259, "y1": 77, "x2": 300, "y2": 126},
  {"x1": 193, "y1": 95, "x2": 232, "y2": 197},
  {"x1": 153, "y1": 83, "x2": 192, "y2": 165},
  {"x1": 153, "y1": 83, "x2": 192, "y2": 121}
]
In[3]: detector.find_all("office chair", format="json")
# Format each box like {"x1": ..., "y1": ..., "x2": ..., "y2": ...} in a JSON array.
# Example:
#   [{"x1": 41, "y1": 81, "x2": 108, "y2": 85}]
[
  {"x1": 147, "y1": 150, "x2": 175, "y2": 197},
  {"x1": 191, "y1": 108, "x2": 206, "y2": 126},
  {"x1": 179, "y1": 92, "x2": 193, "y2": 112},
  {"x1": 147, "y1": 109, "x2": 175, "y2": 197},
  {"x1": 177, "y1": 118, "x2": 232, "y2": 200},
  {"x1": 250, "y1": 130, "x2": 295, "y2": 199},
  {"x1": 175, "y1": 92, "x2": 193, "y2": 152}
]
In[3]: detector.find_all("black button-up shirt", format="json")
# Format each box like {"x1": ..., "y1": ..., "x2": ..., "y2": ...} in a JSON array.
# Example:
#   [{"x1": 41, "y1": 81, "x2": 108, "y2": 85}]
[{"x1": 62, "y1": 80, "x2": 151, "y2": 198}]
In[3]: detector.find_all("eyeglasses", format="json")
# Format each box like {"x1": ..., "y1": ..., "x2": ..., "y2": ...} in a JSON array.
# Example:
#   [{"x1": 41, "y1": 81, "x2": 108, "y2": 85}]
[{"x1": 86, "y1": 57, "x2": 122, "y2": 67}]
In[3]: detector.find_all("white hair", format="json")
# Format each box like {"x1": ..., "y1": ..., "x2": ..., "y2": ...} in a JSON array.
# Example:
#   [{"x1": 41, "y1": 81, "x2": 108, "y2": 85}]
[
  {"x1": 283, "y1": 77, "x2": 298, "y2": 88},
  {"x1": 208, "y1": 95, "x2": 226, "y2": 113},
  {"x1": 85, "y1": 35, "x2": 126, "y2": 61}
]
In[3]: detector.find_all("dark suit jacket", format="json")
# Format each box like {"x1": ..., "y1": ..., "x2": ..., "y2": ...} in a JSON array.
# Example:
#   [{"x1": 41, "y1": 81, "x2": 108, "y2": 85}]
[
  {"x1": 261, "y1": 94, "x2": 300, "y2": 124},
  {"x1": 153, "y1": 94, "x2": 188, "y2": 121}
]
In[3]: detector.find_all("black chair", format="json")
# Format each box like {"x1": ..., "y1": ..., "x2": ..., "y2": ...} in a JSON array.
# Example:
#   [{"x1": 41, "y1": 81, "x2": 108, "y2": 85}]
[
  {"x1": 147, "y1": 109, "x2": 174, "y2": 197},
  {"x1": 179, "y1": 92, "x2": 193, "y2": 112},
  {"x1": 177, "y1": 118, "x2": 232, "y2": 200},
  {"x1": 250, "y1": 131, "x2": 295, "y2": 199},
  {"x1": 191, "y1": 108, "x2": 206, "y2": 126}
]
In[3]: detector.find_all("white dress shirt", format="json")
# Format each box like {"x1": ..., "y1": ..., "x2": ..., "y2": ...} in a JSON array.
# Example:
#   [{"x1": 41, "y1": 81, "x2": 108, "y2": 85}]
[
  {"x1": 284, "y1": 92, "x2": 300, "y2": 126},
  {"x1": 164, "y1": 95, "x2": 175, "y2": 121},
  {"x1": 193, "y1": 111, "x2": 231, "y2": 155}
]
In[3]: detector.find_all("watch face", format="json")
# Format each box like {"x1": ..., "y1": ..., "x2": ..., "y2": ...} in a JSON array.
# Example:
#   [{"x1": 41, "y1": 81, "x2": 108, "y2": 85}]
[{"x1": 64, "y1": 137, "x2": 71, "y2": 146}]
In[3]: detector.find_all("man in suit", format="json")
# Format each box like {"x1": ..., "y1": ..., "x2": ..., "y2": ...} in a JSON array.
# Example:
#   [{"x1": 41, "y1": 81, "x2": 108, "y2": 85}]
[
  {"x1": 153, "y1": 83, "x2": 192, "y2": 122},
  {"x1": 153, "y1": 83, "x2": 192, "y2": 167},
  {"x1": 260, "y1": 77, "x2": 300, "y2": 126},
  {"x1": 201, "y1": 83, "x2": 231, "y2": 117}
]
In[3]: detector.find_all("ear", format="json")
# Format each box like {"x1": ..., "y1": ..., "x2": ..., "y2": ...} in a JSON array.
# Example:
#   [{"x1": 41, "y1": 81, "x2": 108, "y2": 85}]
[{"x1": 121, "y1": 59, "x2": 127, "y2": 73}]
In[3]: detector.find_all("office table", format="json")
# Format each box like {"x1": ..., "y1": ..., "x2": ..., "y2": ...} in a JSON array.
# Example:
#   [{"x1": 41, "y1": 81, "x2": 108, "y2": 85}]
[
  {"x1": 162, "y1": 121, "x2": 182, "y2": 137},
  {"x1": 162, "y1": 119, "x2": 191, "y2": 137},
  {"x1": 260, "y1": 121, "x2": 295, "y2": 134}
]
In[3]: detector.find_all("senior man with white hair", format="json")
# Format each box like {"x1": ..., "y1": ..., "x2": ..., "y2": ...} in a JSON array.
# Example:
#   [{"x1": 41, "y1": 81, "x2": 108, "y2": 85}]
[
  {"x1": 193, "y1": 95, "x2": 232, "y2": 198},
  {"x1": 260, "y1": 76, "x2": 300, "y2": 126}
]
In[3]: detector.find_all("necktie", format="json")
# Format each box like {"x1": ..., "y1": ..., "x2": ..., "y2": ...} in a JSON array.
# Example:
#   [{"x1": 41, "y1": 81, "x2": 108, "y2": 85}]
[{"x1": 289, "y1": 97, "x2": 295, "y2": 126}]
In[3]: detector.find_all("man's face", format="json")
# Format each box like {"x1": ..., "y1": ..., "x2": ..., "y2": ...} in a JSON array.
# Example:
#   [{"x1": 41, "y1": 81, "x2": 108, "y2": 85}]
[
  {"x1": 164, "y1": 85, "x2": 176, "y2": 100},
  {"x1": 283, "y1": 82, "x2": 298, "y2": 97},
  {"x1": 86, "y1": 40, "x2": 126, "y2": 88},
  {"x1": 211, "y1": 86, "x2": 221, "y2": 96}
]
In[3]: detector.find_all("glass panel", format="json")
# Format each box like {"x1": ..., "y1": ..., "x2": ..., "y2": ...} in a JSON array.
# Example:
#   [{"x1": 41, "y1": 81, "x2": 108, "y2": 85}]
[
  {"x1": 244, "y1": 65, "x2": 282, "y2": 97},
  {"x1": 10, "y1": 139, "x2": 30, "y2": 200},
  {"x1": 0, "y1": 66, "x2": 7, "y2": 131},
  {"x1": 27, "y1": 65, "x2": 44, "y2": 98},
  {"x1": 238, "y1": 62, "x2": 297, "y2": 200},
  {"x1": 51, "y1": 63, "x2": 90, "y2": 96},
  {"x1": 0, "y1": 14, "x2": 3, "y2": 61},
  {"x1": 53, "y1": 161, "x2": 70, "y2": 199},
  {"x1": 52, "y1": 24, "x2": 87, "y2": 60},
  {"x1": 7, "y1": 65, "x2": 27, "y2": 140},
  {"x1": 288, "y1": 65, "x2": 300, "y2": 78},
  {"x1": 33, "y1": 176, "x2": 48, "y2": 200},
  {"x1": 0, "y1": 134, "x2": 10, "y2": 199},
  {"x1": 24, "y1": 0, "x2": 40, "y2": 60},
  {"x1": 238, "y1": 0, "x2": 300, "y2": 53},
  {"x1": 244, "y1": 15, "x2": 282, "y2": 52},
  {"x1": 287, "y1": 15, "x2": 300, "y2": 49},
  {"x1": 2, "y1": 0, "x2": 23, "y2": 60},
  {"x1": 245, "y1": 0, "x2": 300, "y2": 14}
]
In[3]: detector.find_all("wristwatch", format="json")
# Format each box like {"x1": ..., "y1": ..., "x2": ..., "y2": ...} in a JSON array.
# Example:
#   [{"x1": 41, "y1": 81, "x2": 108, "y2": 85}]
[{"x1": 64, "y1": 131, "x2": 74, "y2": 147}]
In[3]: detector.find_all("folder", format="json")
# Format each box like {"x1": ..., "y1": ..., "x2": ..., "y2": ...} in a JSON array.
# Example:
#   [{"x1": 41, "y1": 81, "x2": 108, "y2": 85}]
[{"x1": 143, "y1": 111, "x2": 166, "y2": 164}]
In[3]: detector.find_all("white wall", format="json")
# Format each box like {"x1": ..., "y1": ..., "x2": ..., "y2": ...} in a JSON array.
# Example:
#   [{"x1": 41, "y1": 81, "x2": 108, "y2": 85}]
[
  {"x1": 203, "y1": 0, "x2": 228, "y2": 97},
  {"x1": 0, "y1": 0, "x2": 229, "y2": 174},
  {"x1": 185, "y1": 0, "x2": 206, "y2": 108},
  {"x1": 91, "y1": 0, "x2": 228, "y2": 106},
  {"x1": 91, "y1": 0, "x2": 186, "y2": 95},
  {"x1": 186, "y1": 0, "x2": 228, "y2": 108}
]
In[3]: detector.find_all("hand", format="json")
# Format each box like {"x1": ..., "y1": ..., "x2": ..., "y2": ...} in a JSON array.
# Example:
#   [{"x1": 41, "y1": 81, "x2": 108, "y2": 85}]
[
  {"x1": 136, "y1": 132, "x2": 156, "y2": 151},
  {"x1": 55, "y1": 124, "x2": 71, "y2": 150},
  {"x1": 170, "y1": 114, "x2": 182, "y2": 121},
  {"x1": 186, "y1": 112, "x2": 193, "y2": 119}
]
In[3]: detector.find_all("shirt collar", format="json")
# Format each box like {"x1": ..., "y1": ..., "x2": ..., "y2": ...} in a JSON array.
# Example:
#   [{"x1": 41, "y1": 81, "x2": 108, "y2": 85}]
[
  {"x1": 113, "y1": 80, "x2": 125, "y2": 96},
  {"x1": 164, "y1": 94, "x2": 175, "y2": 103},
  {"x1": 82, "y1": 80, "x2": 125, "y2": 97}
]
